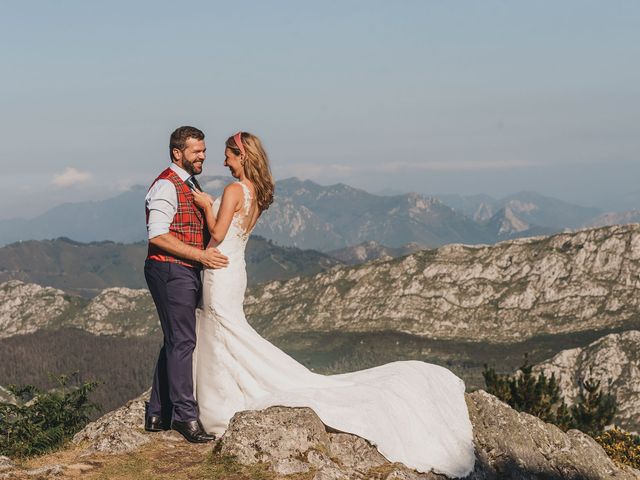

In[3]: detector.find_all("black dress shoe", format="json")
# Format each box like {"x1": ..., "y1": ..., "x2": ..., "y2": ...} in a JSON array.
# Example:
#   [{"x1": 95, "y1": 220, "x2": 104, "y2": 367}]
[
  {"x1": 145, "y1": 415, "x2": 166, "y2": 432},
  {"x1": 171, "y1": 420, "x2": 216, "y2": 443},
  {"x1": 144, "y1": 402, "x2": 168, "y2": 432}
]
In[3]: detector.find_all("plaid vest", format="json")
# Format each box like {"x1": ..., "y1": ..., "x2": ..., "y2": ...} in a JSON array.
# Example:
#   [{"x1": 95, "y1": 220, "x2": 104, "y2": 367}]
[{"x1": 146, "y1": 167, "x2": 206, "y2": 269}]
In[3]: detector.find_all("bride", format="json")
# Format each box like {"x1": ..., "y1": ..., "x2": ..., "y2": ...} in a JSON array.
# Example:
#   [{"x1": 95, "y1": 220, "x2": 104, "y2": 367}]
[{"x1": 191, "y1": 132, "x2": 475, "y2": 477}]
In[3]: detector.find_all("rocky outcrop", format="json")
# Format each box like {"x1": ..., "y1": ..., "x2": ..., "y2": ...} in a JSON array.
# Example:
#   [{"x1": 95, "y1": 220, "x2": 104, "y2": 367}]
[
  {"x1": 328, "y1": 241, "x2": 424, "y2": 265},
  {"x1": 246, "y1": 224, "x2": 640, "y2": 342},
  {"x1": 0, "y1": 386, "x2": 16, "y2": 405},
  {"x1": 219, "y1": 406, "x2": 410, "y2": 479},
  {"x1": 67, "y1": 287, "x2": 158, "y2": 336},
  {"x1": 535, "y1": 330, "x2": 640, "y2": 433},
  {"x1": 63, "y1": 389, "x2": 640, "y2": 479},
  {"x1": 4, "y1": 224, "x2": 640, "y2": 344},
  {"x1": 466, "y1": 390, "x2": 637, "y2": 479},
  {"x1": 0, "y1": 456, "x2": 14, "y2": 474},
  {"x1": 0, "y1": 280, "x2": 78, "y2": 339},
  {"x1": 72, "y1": 388, "x2": 151, "y2": 453},
  {"x1": 0, "y1": 281, "x2": 156, "y2": 339}
]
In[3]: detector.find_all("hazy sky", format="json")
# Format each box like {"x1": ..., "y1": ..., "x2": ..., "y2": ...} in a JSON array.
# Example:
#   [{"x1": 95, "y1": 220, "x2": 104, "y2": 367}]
[{"x1": 1, "y1": 1, "x2": 639, "y2": 219}]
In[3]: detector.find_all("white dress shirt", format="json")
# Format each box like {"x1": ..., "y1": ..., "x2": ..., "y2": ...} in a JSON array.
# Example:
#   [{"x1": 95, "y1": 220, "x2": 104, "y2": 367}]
[{"x1": 145, "y1": 163, "x2": 193, "y2": 239}]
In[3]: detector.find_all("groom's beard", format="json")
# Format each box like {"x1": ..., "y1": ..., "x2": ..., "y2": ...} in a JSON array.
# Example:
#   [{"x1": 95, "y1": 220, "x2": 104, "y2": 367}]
[{"x1": 182, "y1": 159, "x2": 203, "y2": 176}]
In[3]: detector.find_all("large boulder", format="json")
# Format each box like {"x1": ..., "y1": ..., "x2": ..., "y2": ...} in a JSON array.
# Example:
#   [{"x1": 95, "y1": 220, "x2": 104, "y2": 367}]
[
  {"x1": 466, "y1": 390, "x2": 638, "y2": 479},
  {"x1": 66, "y1": 388, "x2": 640, "y2": 479},
  {"x1": 72, "y1": 388, "x2": 151, "y2": 453},
  {"x1": 216, "y1": 391, "x2": 640, "y2": 479}
]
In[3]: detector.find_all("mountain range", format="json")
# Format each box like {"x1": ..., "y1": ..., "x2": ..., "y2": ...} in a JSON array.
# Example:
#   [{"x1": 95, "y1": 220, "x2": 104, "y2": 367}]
[
  {"x1": 1, "y1": 177, "x2": 630, "y2": 251},
  {"x1": 246, "y1": 223, "x2": 640, "y2": 343},
  {"x1": 586, "y1": 210, "x2": 640, "y2": 229},
  {"x1": 327, "y1": 241, "x2": 423, "y2": 265},
  {"x1": 2, "y1": 224, "x2": 639, "y2": 413},
  {"x1": 0, "y1": 236, "x2": 341, "y2": 297},
  {"x1": 434, "y1": 191, "x2": 601, "y2": 228}
]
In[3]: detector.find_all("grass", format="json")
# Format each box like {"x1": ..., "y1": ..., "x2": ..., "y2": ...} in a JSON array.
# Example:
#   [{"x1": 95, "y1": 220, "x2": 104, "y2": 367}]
[{"x1": 5, "y1": 436, "x2": 319, "y2": 480}]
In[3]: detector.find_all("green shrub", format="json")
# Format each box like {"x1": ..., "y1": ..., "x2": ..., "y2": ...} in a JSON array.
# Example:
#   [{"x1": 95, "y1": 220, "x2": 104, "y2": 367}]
[
  {"x1": 595, "y1": 427, "x2": 640, "y2": 469},
  {"x1": 570, "y1": 378, "x2": 616, "y2": 437},
  {"x1": 482, "y1": 357, "x2": 640, "y2": 468},
  {"x1": 483, "y1": 357, "x2": 616, "y2": 435},
  {"x1": 0, "y1": 374, "x2": 100, "y2": 457},
  {"x1": 483, "y1": 355, "x2": 565, "y2": 425}
]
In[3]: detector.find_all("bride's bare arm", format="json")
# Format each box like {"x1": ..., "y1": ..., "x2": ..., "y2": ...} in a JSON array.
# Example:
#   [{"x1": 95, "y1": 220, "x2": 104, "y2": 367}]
[{"x1": 210, "y1": 183, "x2": 243, "y2": 243}]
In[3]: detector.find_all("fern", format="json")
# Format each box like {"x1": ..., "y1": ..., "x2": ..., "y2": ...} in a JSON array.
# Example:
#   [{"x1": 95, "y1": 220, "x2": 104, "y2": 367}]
[{"x1": 0, "y1": 373, "x2": 100, "y2": 457}]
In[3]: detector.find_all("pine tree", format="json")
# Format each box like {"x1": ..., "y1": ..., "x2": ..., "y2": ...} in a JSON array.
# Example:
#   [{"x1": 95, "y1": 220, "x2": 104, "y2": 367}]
[
  {"x1": 482, "y1": 364, "x2": 511, "y2": 403},
  {"x1": 554, "y1": 401, "x2": 573, "y2": 431},
  {"x1": 483, "y1": 355, "x2": 563, "y2": 424},
  {"x1": 570, "y1": 377, "x2": 616, "y2": 437},
  {"x1": 482, "y1": 356, "x2": 616, "y2": 436}
]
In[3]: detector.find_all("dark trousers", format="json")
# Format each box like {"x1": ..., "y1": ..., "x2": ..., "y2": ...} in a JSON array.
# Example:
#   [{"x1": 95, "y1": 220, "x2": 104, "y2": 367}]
[{"x1": 144, "y1": 259, "x2": 201, "y2": 423}]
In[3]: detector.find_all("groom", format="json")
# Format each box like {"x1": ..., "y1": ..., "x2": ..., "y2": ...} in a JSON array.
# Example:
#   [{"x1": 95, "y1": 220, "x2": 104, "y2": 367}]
[{"x1": 144, "y1": 126, "x2": 228, "y2": 443}]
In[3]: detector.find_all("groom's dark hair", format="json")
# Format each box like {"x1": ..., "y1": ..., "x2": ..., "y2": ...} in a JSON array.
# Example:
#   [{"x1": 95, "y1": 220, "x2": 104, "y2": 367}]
[{"x1": 170, "y1": 126, "x2": 205, "y2": 161}]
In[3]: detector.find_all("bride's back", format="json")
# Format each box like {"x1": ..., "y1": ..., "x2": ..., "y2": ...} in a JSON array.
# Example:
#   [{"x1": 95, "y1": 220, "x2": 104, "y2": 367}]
[{"x1": 210, "y1": 181, "x2": 258, "y2": 261}]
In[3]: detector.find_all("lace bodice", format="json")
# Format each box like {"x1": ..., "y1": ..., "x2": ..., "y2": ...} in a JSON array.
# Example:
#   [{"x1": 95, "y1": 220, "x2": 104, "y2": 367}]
[{"x1": 210, "y1": 181, "x2": 254, "y2": 258}]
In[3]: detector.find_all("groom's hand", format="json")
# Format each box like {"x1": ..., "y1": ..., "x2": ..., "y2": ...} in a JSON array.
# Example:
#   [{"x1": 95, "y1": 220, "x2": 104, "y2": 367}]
[{"x1": 200, "y1": 248, "x2": 229, "y2": 269}]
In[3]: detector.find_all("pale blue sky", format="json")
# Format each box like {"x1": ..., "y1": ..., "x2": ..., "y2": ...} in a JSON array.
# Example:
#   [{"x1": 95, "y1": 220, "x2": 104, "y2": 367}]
[{"x1": 1, "y1": 1, "x2": 639, "y2": 218}]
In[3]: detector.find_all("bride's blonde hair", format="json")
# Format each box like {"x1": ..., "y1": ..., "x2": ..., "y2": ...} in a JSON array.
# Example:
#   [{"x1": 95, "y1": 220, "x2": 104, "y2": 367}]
[{"x1": 226, "y1": 132, "x2": 274, "y2": 212}]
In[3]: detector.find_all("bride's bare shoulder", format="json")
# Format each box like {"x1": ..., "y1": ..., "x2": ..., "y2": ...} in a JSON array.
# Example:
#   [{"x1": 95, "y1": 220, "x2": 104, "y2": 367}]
[{"x1": 222, "y1": 182, "x2": 243, "y2": 196}]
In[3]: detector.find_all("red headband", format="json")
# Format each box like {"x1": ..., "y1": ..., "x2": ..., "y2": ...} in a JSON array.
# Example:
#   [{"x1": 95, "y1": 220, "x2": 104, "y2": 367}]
[{"x1": 233, "y1": 132, "x2": 245, "y2": 157}]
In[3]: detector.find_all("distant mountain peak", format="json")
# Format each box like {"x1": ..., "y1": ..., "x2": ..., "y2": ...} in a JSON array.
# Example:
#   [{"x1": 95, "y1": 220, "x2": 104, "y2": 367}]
[
  {"x1": 504, "y1": 199, "x2": 539, "y2": 214},
  {"x1": 473, "y1": 202, "x2": 494, "y2": 222},
  {"x1": 501, "y1": 206, "x2": 531, "y2": 233}
]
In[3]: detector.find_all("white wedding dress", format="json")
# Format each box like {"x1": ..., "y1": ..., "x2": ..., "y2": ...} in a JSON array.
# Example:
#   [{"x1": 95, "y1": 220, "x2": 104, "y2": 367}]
[{"x1": 194, "y1": 182, "x2": 475, "y2": 477}]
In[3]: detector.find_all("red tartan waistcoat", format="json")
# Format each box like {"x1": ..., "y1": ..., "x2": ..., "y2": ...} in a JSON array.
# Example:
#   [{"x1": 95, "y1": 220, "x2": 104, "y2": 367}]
[{"x1": 146, "y1": 167, "x2": 206, "y2": 269}]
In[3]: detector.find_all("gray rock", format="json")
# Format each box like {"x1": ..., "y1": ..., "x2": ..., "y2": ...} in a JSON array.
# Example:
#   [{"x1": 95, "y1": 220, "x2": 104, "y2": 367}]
[
  {"x1": 5, "y1": 224, "x2": 640, "y2": 345},
  {"x1": 246, "y1": 224, "x2": 640, "y2": 343},
  {"x1": 218, "y1": 406, "x2": 331, "y2": 466},
  {"x1": 24, "y1": 464, "x2": 64, "y2": 477},
  {"x1": 0, "y1": 456, "x2": 14, "y2": 473},
  {"x1": 535, "y1": 330, "x2": 640, "y2": 433},
  {"x1": 466, "y1": 390, "x2": 640, "y2": 479},
  {"x1": 384, "y1": 470, "x2": 440, "y2": 480},
  {"x1": 72, "y1": 388, "x2": 150, "y2": 453},
  {"x1": 216, "y1": 391, "x2": 640, "y2": 479},
  {"x1": 219, "y1": 406, "x2": 404, "y2": 479},
  {"x1": 272, "y1": 458, "x2": 310, "y2": 475},
  {"x1": 0, "y1": 386, "x2": 16, "y2": 406},
  {"x1": 57, "y1": 385, "x2": 640, "y2": 479},
  {"x1": 66, "y1": 287, "x2": 158, "y2": 336},
  {"x1": 328, "y1": 241, "x2": 423, "y2": 265},
  {"x1": 312, "y1": 466, "x2": 351, "y2": 480},
  {"x1": 327, "y1": 433, "x2": 387, "y2": 470},
  {"x1": 0, "y1": 281, "x2": 71, "y2": 339}
]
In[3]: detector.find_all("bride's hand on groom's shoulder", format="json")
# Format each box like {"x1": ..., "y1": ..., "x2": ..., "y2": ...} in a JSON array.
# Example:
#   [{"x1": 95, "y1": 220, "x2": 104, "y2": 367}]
[
  {"x1": 192, "y1": 189, "x2": 214, "y2": 209},
  {"x1": 199, "y1": 247, "x2": 229, "y2": 269}
]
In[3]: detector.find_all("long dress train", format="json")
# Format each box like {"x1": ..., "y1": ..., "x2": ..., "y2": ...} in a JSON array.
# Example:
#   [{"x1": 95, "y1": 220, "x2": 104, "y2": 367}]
[{"x1": 194, "y1": 182, "x2": 475, "y2": 477}]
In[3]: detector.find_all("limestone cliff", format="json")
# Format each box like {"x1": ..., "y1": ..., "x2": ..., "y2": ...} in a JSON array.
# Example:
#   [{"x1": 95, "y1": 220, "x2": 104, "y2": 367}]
[
  {"x1": 535, "y1": 330, "x2": 640, "y2": 433},
  {"x1": 4, "y1": 224, "x2": 640, "y2": 343},
  {"x1": 246, "y1": 223, "x2": 640, "y2": 342},
  {"x1": 0, "y1": 280, "x2": 156, "y2": 339}
]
